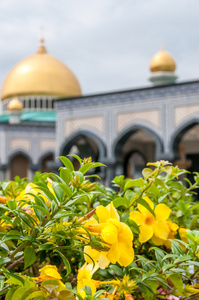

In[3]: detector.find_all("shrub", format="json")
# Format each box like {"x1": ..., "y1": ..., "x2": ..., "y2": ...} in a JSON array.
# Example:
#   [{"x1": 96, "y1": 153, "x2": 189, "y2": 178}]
[{"x1": 0, "y1": 156, "x2": 199, "y2": 299}]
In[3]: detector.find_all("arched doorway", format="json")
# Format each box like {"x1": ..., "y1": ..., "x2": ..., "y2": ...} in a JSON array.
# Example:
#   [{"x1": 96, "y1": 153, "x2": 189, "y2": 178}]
[
  {"x1": 40, "y1": 153, "x2": 54, "y2": 173},
  {"x1": 126, "y1": 151, "x2": 146, "y2": 179},
  {"x1": 114, "y1": 126, "x2": 163, "y2": 178},
  {"x1": 172, "y1": 123, "x2": 199, "y2": 178},
  {"x1": 60, "y1": 131, "x2": 106, "y2": 175},
  {"x1": 10, "y1": 153, "x2": 30, "y2": 180}
]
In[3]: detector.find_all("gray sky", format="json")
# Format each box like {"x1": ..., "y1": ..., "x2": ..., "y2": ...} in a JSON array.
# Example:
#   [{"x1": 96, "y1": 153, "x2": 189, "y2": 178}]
[{"x1": 0, "y1": 0, "x2": 199, "y2": 96}]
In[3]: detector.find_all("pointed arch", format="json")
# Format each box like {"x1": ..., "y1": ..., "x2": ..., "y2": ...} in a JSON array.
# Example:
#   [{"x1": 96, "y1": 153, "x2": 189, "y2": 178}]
[
  {"x1": 113, "y1": 123, "x2": 163, "y2": 160},
  {"x1": 9, "y1": 149, "x2": 32, "y2": 180},
  {"x1": 60, "y1": 129, "x2": 107, "y2": 161},
  {"x1": 170, "y1": 116, "x2": 199, "y2": 157}
]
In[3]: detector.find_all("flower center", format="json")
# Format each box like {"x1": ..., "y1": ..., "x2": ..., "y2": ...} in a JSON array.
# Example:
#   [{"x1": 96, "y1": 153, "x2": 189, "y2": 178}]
[{"x1": 145, "y1": 215, "x2": 154, "y2": 226}]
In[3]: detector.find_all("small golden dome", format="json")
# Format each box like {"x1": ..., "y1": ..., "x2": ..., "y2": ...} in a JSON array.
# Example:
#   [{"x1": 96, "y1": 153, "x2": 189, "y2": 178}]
[
  {"x1": 150, "y1": 47, "x2": 176, "y2": 72},
  {"x1": 1, "y1": 37, "x2": 81, "y2": 101},
  {"x1": 8, "y1": 98, "x2": 23, "y2": 111}
]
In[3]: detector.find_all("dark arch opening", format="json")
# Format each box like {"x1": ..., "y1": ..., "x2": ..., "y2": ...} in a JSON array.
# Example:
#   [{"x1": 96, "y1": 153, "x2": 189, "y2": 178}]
[
  {"x1": 10, "y1": 154, "x2": 30, "y2": 180},
  {"x1": 60, "y1": 131, "x2": 106, "y2": 173},
  {"x1": 40, "y1": 153, "x2": 54, "y2": 173},
  {"x1": 171, "y1": 120, "x2": 199, "y2": 195},
  {"x1": 113, "y1": 125, "x2": 163, "y2": 177},
  {"x1": 125, "y1": 151, "x2": 146, "y2": 179}
]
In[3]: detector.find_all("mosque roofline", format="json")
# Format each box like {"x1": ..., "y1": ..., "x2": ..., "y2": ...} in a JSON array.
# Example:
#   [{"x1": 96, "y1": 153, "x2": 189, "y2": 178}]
[{"x1": 58, "y1": 79, "x2": 199, "y2": 101}]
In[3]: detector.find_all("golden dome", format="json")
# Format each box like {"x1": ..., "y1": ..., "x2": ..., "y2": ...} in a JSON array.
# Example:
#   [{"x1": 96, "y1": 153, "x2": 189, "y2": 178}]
[
  {"x1": 150, "y1": 47, "x2": 176, "y2": 72},
  {"x1": 7, "y1": 97, "x2": 23, "y2": 111},
  {"x1": 1, "y1": 37, "x2": 81, "y2": 101}
]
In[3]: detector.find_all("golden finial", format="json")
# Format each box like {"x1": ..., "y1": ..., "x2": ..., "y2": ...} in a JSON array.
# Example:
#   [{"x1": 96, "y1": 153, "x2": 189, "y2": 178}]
[{"x1": 37, "y1": 28, "x2": 47, "y2": 54}]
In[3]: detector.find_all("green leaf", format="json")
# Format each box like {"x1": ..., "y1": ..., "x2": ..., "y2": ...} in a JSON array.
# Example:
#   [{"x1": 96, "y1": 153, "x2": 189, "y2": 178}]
[
  {"x1": 5, "y1": 287, "x2": 18, "y2": 300},
  {"x1": 68, "y1": 154, "x2": 82, "y2": 165},
  {"x1": 21, "y1": 287, "x2": 40, "y2": 300},
  {"x1": 174, "y1": 255, "x2": 192, "y2": 264},
  {"x1": 6, "y1": 277, "x2": 23, "y2": 287},
  {"x1": 58, "y1": 156, "x2": 74, "y2": 172},
  {"x1": 168, "y1": 273, "x2": 183, "y2": 293},
  {"x1": 113, "y1": 196, "x2": 129, "y2": 208},
  {"x1": 137, "y1": 199, "x2": 155, "y2": 217},
  {"x1": 79, "y1": 162, "x2": 105, "y2": 175},
  {"x1": 60, "y1": 168, "x2": 72, "y2": 185},
  {"x1": 0, "y1": 257, "x2": 12, "y2": 265},
  {"x1": 84, "y1": 285, "x2": 92, "y2": 296},
  {"x1": 24, "y1": 246, "x2": 36, "y2": 269},
  {"x1": 124, "y1": 178, "x2": 144, "y2": 189},
  {"x1": 170, "y1": 240, "x2": 184, "y2": 255},
  {"x1": 11, "y1": 287, "x2": 27, "y2": 300},
  {"x1": 108, "y1": 265, "x2": 124, "y2": 277},
  {"x1": 24, "y1": 290, "x2": 47, "y2": 300},
  {"x1": 32, "y1": 204, "x2": 50, "y2": 218},
  {"x1": 3, "y1": 272, "x2": 25, "y2": 286},
  {"x1": 55, "y1": 250, "x2": 71, "y2": 276},
  {"x1": 142, "y1": 168, "x2": 153, "y2": 179},
  {"x1": 37, "y1": 243, "x2": 55, "y2": 252},
  {"x1": 2, "y1": 234, "x2": 23, "y2": 243},
  {"x1": 58, "y1": 183, "x2": 72, "y2": 198},
  {"x1": 126, "y1": 219, "x2": 140, "y2": 234},
  {"x1": 7, "y1": 200, "x2": 17, "y2": 210},
  {"x1": 41, "y1": 279, "x2": 61, "y2": 286},
  {"x1": 17, "y1": 213, "x2": 34, "y2": 229},
  {"x1": 2, "y1": 182, "x2": 11, "y2": 192}
]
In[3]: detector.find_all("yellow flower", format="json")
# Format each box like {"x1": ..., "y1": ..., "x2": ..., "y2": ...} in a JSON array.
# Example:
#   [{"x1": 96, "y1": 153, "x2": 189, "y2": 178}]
[
  {"x1": 130, "y1": 196, "x2": 171, "y2": 243},
  {"x1": 33, "y1": 264, "x2": 65, "y2": 287},
  {"x1": 16, "y1": 181, "x2": 53, "y2": 207},
  {"x1": 151, "y1": 221, "x2": 179, "y2": 247},
  {"x1": 179, "y1": 228, "x2": 188, "y2": 243},
  {"x1": 77, "y1": 263, "x2": 100, "y2": 298},
  {"x1": 83, "y1": 202, "x2": 134, "y2": 269}
]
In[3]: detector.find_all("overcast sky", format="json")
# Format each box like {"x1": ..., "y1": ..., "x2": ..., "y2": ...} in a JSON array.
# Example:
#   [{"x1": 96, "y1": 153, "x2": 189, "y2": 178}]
[{"x1": 0, "y1": 0, "x2": 199, "y2": 96}]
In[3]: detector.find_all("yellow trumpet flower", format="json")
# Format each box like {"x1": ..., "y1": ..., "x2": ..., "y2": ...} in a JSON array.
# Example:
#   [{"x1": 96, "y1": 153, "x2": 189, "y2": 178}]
[{"x1": 130, "y1": 196, "x2": 171, "y2": 244}]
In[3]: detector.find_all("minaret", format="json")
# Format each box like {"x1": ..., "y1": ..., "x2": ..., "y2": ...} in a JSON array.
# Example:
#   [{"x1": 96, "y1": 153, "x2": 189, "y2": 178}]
[{"x1": 149, "y1": 46, "x2": 178, "y2": 86}]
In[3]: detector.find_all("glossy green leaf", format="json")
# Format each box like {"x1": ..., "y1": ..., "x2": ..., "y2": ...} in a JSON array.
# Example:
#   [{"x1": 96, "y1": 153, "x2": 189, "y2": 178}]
[
  {"x1": 60, "y1": 168, "x2": 72, "y2": 185},
  {"x1": 55, "y1": 250, "x2": 71, "y2": 276},
  {"x1": 58, "y1": 156, "x2": 74, "y2": 172},
  {"x1": 24, "y1": 246, "x2": 36, "y2": 269},
  {"x1": 124, "y1": 178, "x2": 144, "y2": 190}
]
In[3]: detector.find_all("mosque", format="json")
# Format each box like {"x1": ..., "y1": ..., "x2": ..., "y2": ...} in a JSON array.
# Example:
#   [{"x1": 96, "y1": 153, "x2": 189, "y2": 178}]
[{"x1": 0, "y1": 36, "x2": 199, "y2": 185}]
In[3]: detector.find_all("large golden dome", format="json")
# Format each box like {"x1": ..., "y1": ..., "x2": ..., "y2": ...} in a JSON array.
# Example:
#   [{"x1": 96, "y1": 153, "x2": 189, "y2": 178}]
[
  {"x1": 150, "y1": 47, "x2": 176, "y2": 73},
  {"x1": 1, "y1": 37, "x2": 81, "y2": 101}
]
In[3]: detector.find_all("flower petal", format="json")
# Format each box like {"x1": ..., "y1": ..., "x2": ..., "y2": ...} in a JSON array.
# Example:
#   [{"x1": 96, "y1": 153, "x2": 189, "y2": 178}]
[
  {"x1": 118, "y1": 244, "x2": 134, "y2": 267},
  {"x1": 151, "y1": 235, "x2": 165, "y2": 246},
  {"x1": 101, "y1": 223, "x2": 118, "y2": 244},
  {"x1": 130, "y1": 211, "x2": 145, "y2": 225},
  {"x1": 118, "y1": 222, "x2": 134, "y2": 245},
  {"x1": 106, "y1": 202, "x2": 120, "y2": 221},
  {"x1": 153, "y1": 221, "x2": 170, "y2": 240},
  {"x1": 107, "y1": 243, "x2": 120, "y2": 264},
  {"x1": 96, "y1": 205, "x2": 110, "y2": 223},
  {"x1": 155, "y1": 203, "x2": 171, "y2": 221},
  {"x1": 138, "y1": 196, "x2": 154, "y2": 214},
  {"x1": 139, "y1": 224, "x2": 153, "y2": 243},
  {"x1": 84, "y1": 246, "x2": 100, "y2": 264},
  {"x1": 98, "y1": 252, "x2": 110, "y2": 269},
  {"x1": 40, "y1": 265, "x2": 61, "y2": 280}
]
